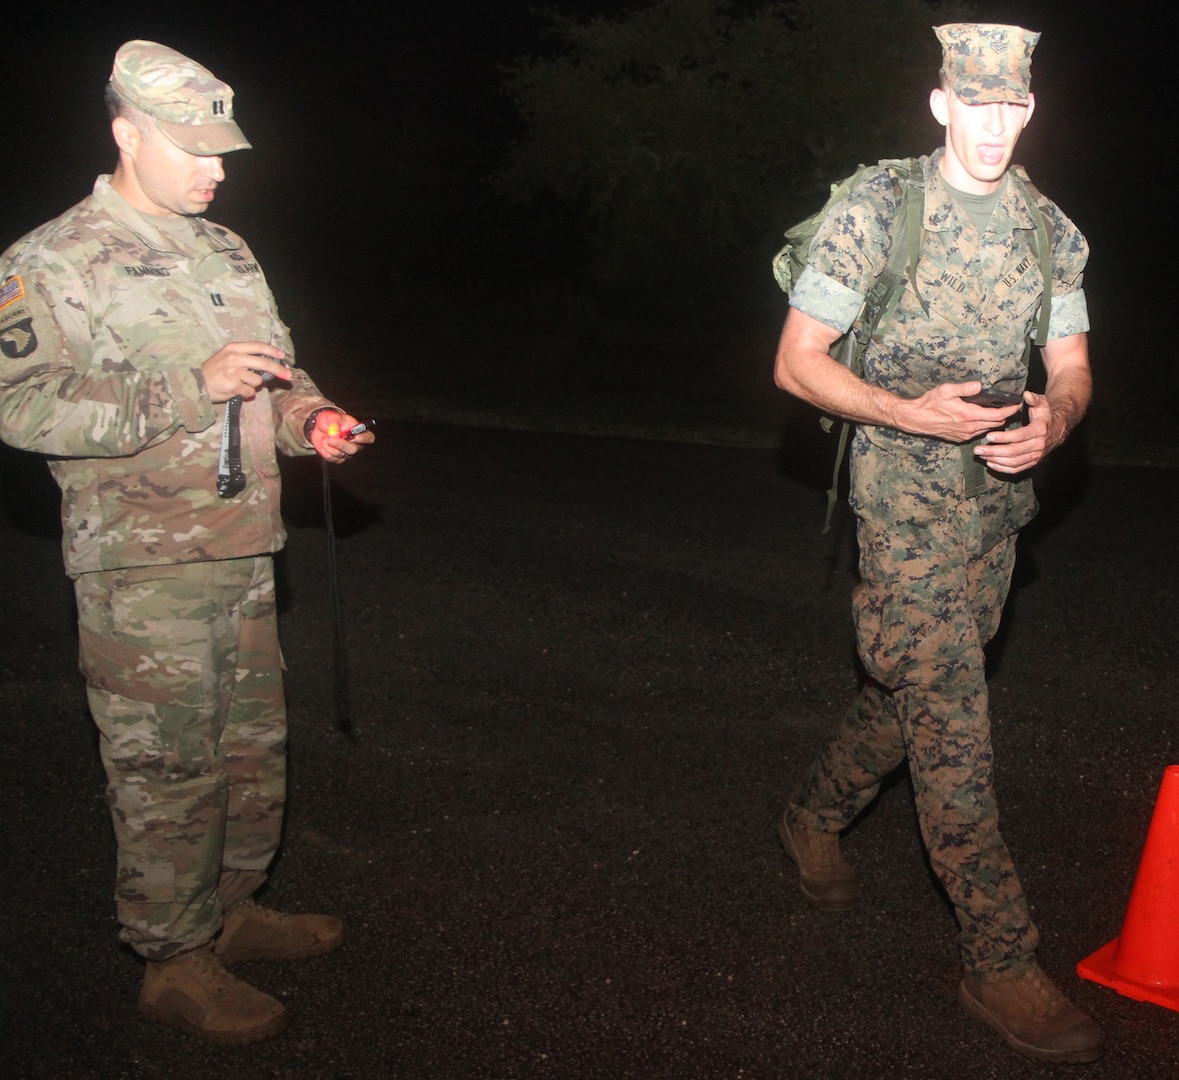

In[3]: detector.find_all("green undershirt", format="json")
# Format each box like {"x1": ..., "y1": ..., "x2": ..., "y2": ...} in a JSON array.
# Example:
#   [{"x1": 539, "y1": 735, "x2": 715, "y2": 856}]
[{"x1": 944, "y1": 174, "x2": 1007, "y2": 234}]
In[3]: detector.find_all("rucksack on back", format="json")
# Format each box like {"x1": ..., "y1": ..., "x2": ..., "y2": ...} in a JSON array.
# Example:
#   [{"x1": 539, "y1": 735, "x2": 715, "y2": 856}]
[
  {"x1": 773, "y1": 158, "x2": 925, "y2": 531},
  {"x1": 773, "y1": 158, "x2": 918, "y2": 300}
]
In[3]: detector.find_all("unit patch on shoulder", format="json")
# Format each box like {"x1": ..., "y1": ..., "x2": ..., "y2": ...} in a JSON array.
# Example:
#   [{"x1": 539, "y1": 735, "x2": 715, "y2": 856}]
[
  {"x1": 0, "y1": 275, "x2": 26, "y2": 313},
  {"x1": 0, "y1": 315, "x2": 38, "y2": 359}
]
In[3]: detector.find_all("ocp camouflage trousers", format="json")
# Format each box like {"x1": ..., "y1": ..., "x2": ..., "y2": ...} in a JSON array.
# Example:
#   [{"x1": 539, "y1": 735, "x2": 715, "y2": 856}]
[
  {"x1": 74, "y1": 556, "x2": 286, "y2": 960},
  {"x1": 791, "y1": 493, "x2": 1038, "y2": 975}
]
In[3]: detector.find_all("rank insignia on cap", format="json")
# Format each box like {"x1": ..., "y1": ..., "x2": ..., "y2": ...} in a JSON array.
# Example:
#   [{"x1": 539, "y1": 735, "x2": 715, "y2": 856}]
[{"x1": 935, "y1": 23, "x2": 1040, "y2": 104}]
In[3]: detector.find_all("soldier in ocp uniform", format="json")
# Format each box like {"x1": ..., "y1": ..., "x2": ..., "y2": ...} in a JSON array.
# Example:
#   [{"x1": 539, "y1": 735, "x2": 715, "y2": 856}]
[
  {"x1": 772, "y1": 24, "x2": 1102, "y2": 1064},
  {"x1": 0, "y1": 41, "x2": 374, "y2": 1044}
]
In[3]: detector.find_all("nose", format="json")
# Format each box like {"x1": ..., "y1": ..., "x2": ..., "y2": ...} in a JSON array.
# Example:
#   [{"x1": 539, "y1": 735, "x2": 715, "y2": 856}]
[
  {"x1": 981, "y1": 104, "x2": 1007, "y2": 136},
  {"x1": 204, "y1": 156, "x2": 225, "y2": 182}
]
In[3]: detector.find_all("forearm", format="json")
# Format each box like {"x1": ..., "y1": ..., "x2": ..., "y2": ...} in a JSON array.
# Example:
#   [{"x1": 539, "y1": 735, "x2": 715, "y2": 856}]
[
  {"x1": 775, "y1": 307, "x2": 1031, "y2": 445},
  {"x1": 0, "y1": 363, "x2": 213, "y2": 457},
  {"x1": 776, "y1": 341, "x2": 909, "y2": 429},
  {"x1": 774, "y1": 309, "x2": 909, "y2": 429},
  {"x1": 1042, "y1": 344, "x2": 1092, "y2": 452}
]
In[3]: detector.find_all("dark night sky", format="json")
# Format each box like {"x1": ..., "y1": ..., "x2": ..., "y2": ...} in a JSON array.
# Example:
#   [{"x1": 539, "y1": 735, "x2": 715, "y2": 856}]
[
  {"x1": 1, "y1": 0, "x2": 1169, "y2": 349},
  {"x1": 3, "y1": 1, "x2": 1161, "y2": 214}
]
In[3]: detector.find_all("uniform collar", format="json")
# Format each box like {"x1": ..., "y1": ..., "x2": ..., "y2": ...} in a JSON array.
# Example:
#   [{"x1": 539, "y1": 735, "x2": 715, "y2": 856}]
[
  {"x1": 921, "y1": 149, "x2": 1040, "y2": 236},
  {"x1": 90, "y1": 175, "x2": 241, "y2": 256}
]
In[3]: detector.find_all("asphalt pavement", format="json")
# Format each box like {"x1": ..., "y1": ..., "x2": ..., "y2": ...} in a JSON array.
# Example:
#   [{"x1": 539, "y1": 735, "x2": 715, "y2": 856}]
[{"x1": 2, "y1": 420, "x2": 1178, "y2": 1079}]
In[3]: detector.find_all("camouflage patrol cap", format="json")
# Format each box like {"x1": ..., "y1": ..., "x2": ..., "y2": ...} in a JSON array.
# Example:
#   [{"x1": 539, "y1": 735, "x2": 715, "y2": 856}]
[
  {"x1": 109, "y1": 40, "x2": 251, "y2": 155},
  {"x1": 934, "y1": 23, "x2": 1040, "y2": 104}
]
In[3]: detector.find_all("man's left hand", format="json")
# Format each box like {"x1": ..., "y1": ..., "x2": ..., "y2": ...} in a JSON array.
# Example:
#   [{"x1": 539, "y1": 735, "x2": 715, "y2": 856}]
[
  {"x1": 308, "y1": 409, "x2": 375, "y2": 463},
  {"x1": 974, "y1": 332, "x2": 1092, "y2": 475},
  {"x1": 971, "y1": 391, "x2": 1050, "y2": 475}
]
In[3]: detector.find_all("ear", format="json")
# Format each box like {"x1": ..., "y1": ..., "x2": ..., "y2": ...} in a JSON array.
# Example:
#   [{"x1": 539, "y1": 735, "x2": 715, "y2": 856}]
[
  {"x1": 929, "y1": 87, "x2": 949, "y2": 127},
  {"x1": 110, "y1": 116, "x2": 141, "y2": 157},
  {"x1": 1022, "y1": 92, "x2": 1036, "y2": 128}
]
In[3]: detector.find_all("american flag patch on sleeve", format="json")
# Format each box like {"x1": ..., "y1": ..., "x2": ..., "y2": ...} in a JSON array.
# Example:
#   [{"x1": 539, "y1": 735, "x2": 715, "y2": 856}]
[{"x1": 0, "y1": 275, "x2": 26, "y2": 312}]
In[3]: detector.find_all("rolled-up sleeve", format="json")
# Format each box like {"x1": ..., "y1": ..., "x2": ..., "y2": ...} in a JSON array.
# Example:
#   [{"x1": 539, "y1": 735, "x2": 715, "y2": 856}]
[
  {"x1": 790, "y1": 265, "x2": 866, "y2": 334},
  {"x1": 1045, "y1": 287, "x2": 1089, "y2": 340}
]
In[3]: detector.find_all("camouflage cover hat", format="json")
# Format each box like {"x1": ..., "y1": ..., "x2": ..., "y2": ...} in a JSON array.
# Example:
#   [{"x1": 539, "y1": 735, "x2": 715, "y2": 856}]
[
  {"x1": 934, "y1": 23, "x2": 1040, "y2": 104},
  {"x1": 109, "y1": 40, "x2": 251, "y2": 154}
]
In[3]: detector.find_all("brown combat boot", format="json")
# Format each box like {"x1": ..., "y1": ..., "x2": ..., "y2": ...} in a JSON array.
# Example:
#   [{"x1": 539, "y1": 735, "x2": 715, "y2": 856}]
[
  {"x1": 777, "y1": 810, "x2": 860, "y2": 911},
  {"x1": 139, "y1": 944, "x2": 288, "y2": 1045},
  {"x1": 958, "y1": 962, "x2": 1104, "y2": 1064},
  {"x1": 215, "y1": 899, "x2": 344, "y2": 965}
]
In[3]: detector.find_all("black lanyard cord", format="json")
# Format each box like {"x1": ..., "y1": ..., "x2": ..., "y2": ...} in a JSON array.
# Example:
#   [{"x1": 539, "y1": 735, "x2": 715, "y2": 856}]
[
  {"x1": 218, "y1": 400, "x2": 351, "y2": 733},
  {"x1": 322, "y1": 458, "x2": 354, "y2": 739}
]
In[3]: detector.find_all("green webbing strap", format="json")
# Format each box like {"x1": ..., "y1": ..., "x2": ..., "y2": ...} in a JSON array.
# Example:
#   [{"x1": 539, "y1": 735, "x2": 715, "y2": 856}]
[
  {"x1": 1027, "y1": 195, "x2": 1052, "y2": 347},
  {"x1": 901, "y1": 171, "x2": 929, "y2": 318},
  {"x1": 824, "y1": 413, "x2": 854, "y2": 532},
  {"x1": 1012, "y1": 171, "x2": 1053, "y2": 345},
  {"x1": 821, "y1": 161, "x2": 922, "y2": 534},
  {"x1": 961, "y1": 176, "x2": 1051, "y2": 498},
  {"x1": 822, "y1": 328, "x2": 859, "y2": 531},
  {"x1": 961, "y1": 439, "x2": 989, "y2": 498}
]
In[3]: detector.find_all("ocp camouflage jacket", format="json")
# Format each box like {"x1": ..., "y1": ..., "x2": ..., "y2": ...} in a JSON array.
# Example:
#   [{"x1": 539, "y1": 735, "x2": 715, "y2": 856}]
[{"x1": 0, "y1": 176, "x2": 335, "y2": 576}]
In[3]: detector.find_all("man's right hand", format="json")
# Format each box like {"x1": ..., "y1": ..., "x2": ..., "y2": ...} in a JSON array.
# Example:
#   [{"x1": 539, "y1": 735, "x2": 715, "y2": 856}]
[
  {"x1": 898, "y1": 381, "x2": 1024, "y2": 444},
  {"x1": 202, "y1": 342, "x2": 292, "y2": 403}
]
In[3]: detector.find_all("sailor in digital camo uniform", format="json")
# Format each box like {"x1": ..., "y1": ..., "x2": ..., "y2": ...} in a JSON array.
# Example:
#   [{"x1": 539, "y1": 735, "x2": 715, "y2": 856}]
[
  {"x1": 772, "y1": 24, "x2": 1102, "y2": 1064},
  {"x1": 0, "y1": 40, "x2": 373, "y2": 1044}
]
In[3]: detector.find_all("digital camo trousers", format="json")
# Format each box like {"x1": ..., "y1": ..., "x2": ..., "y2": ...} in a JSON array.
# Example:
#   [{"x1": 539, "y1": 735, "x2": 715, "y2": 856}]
[
  {"x1": 74, "y1": 556, "x2": 286, "y2": 960},
  {"x1": 790, "y1": 493, "x2": 1038, "y2": 976}
]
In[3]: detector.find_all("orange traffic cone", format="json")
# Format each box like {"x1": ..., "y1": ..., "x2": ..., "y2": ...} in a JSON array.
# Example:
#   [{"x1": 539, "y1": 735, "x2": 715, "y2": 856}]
[{"x1": 1077, "y1": 764, "x2": 1179, "y2": 1011}]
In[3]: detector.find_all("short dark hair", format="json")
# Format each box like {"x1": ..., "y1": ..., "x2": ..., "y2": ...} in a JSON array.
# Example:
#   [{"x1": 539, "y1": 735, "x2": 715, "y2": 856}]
[{"x1": 104, "y1": 82, "x2": 153, "y2": 136}]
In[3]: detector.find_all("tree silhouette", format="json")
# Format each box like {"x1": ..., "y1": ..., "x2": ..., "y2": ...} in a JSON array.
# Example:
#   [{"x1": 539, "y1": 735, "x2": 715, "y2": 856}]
[{"x1": 497, "y1": 0, "x2": 970, "y2": 330}]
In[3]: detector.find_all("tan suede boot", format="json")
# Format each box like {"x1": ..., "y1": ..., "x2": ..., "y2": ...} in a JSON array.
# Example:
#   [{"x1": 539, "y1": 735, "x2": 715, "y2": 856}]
[
  {"x1": 139, "y1": 944, "x2": 288, "y2": 1045},
  {"x1": 778, "y1": 810, "x2": 860, "y2": 911},
  {"x1": 215, "y1": 899, "x2": 344, "y2": 965},
  {"x1": 958, "y1": 962, "x2": 1104, "y2": 1063}
]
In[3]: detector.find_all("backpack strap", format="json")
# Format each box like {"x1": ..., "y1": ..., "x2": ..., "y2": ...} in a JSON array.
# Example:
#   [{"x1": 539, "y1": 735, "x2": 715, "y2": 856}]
[
  {"x1": 857, "y1": 160, "x2": 926, "y2": 357},
  {"x1": 900, "y1": 166, "x2": 929, "y2": 319},
  {"x1": 820, "y1": 158, "x2": 923, "y2": 532},
  {"x1": 960, "y1": 170, "x2": 1054, "y2": 498},
  {"x1": 1010, "y1": 169, "x2": 1053, "y2": 346}
]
